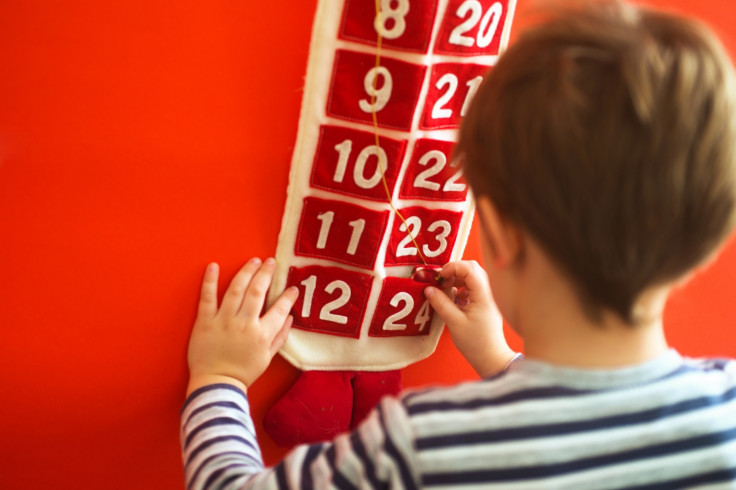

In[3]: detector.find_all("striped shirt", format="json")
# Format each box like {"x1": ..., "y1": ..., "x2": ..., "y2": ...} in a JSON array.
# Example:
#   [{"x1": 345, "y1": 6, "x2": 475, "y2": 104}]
[{"x1": 180, "y1": 350, "x2": 736, "y2": 489}]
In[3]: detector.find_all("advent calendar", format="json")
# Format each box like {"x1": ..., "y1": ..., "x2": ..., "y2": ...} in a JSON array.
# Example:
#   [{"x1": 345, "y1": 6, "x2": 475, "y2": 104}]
[{"x1": 268, "y1": 0, "x2": 516, "y2": 372}]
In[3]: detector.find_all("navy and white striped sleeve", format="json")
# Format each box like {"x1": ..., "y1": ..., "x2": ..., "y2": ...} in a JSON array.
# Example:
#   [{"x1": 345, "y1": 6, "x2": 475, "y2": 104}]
[
  {"x1": 180, "y1": 384, "x2": 421, "y2": 489},
  {"x1": 181, "y1": 384, "x2": 266, "y2": 489}
]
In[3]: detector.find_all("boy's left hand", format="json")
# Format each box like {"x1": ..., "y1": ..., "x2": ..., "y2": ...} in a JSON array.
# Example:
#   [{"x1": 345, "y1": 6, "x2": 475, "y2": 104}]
[{"x1": 186, "y1": 258, "x2": 299, "y2": 397}]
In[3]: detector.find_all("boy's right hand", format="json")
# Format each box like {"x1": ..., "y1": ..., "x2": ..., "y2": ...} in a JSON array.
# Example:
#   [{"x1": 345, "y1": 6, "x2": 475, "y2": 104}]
[{"x1": 424, "y1": 260, "x2": 516, "y2": 378}]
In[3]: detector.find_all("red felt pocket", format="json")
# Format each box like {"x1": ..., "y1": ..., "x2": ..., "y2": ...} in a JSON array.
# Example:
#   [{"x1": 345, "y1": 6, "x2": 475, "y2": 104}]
[
  {"x1": 327, "y1": 49, "x2": 427, "y2": 131},
  {"x1": 420, "y1": 62, "x2": 490, "y2": 130},
  {"x1": 295, "y1": 196, "x2": 390, "y2": 269},
  {"x1": 338, "y1": 0, "x2": 438, "y2": 53},
  {"x1": 286, "y1": 265, "x2": 374, "y2": 338},
  {"x1": 385, "y1": 206, "x2": 463, "y2": 267},
  {"x1": 310, "y1": 125, "x2": 406, "y2": 201},
  {"x1": 369, "y1": 277, "x2": 434, "y2": 337},
  {"x1": 399, "y1": 138, "x2": 468, "y2": 202},
  {"x1": 434, "y1": 0, "x2": 512, "y2": 56}
]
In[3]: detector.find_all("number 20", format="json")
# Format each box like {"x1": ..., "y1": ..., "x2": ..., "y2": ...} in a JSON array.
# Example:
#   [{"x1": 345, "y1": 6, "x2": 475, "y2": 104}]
[{"x1": 449, "y1": 0, "x2": 503, "y2": 49}]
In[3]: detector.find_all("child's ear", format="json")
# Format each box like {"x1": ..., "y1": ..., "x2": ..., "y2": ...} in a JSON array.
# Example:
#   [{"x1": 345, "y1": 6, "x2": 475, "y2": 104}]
[{"x1": 476, "y1": 196, "x2": 523, "y2": 268}]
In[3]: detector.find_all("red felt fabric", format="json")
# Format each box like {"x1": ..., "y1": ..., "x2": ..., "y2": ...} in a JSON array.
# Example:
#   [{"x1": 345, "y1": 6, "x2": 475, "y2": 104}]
[
  {"x1": 295, "y1": 196, "x2": 390, "y2": 269},
  {"x1": 351, "y1": 370, "x2": 402, "y2": 426},
  {"x1": 385, "y1": 206, "x2": 463, "y2": 267},
  {"x1": 369, "y1": 276, "x2": 435, "y2": 337},
  {"x1": 310, "y1": 125, "x2": 407, "y2": 202},
  {"x1": 286, "y1": 265, "x2": 374, "y2": 338},
  {"x1": 264, "y1": 369, "x2": 402, "y2": 447},
  {"x1": 339, "y1": 0, "x2": 438, "y2": 53},
  {"x1": 434, "y1": 0, "x2": 512, "y2": 56},
  {"x1": 399, "y1": 138, "x2": 468, "y2": 202},
  {"x1": 326, "y1": 50, "x2": 427, "y2": 131}
]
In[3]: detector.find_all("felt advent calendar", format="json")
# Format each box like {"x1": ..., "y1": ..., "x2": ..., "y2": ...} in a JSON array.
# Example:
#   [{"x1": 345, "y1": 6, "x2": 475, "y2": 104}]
[{"x1": 265, "y1": 0, "x2": 516, "y2": 446}]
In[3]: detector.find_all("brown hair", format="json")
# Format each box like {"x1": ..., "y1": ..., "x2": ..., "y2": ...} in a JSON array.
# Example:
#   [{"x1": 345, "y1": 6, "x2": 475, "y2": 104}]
[{"x1": 458, "y1": 0, "x2": 736, "y2": 323}]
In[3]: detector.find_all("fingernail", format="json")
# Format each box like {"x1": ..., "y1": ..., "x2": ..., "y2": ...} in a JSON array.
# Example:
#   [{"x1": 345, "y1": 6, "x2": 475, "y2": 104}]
[
  {"x1": 265, "y1": 257, "x2": 275, "y2": 265},
  {"x1": 249, "y1": 257, "x2": 262, "y2": 265},
  {"x1": 287, "y1": 286, "x2": 299, "y2": 296},
  {"x1": 424, "y1": 287, "x2": 435, "y2": 298},
  {"x1": 207, "y1": 262, "x2": 219, "y2": 273}
]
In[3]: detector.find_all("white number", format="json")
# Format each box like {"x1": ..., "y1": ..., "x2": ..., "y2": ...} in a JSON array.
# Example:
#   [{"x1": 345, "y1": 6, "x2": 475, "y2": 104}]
[
  {"x1": 449, "y1": 0, "x2": 503, "y2": 49},
  {"x1": 443, "y1": 157, "x2": 466, "y2": 192},
  {"x1": 382, "y1": 292, "x2": 414, "y2": 331},
  {"x1": 347, "y1": 219, "x2": 365, "y2": 255},
  {"x1": 300, "y1": 275, "x2": 317, "y2": 318},
  {"x1": 424, "y1": 220, "x2": 451, "y2": 257},
  {"x1": 432, "y1": 74, "x2": 457, "y2": 119},
  {"x1": 413, "y1": 151, "x2": 467, "y2": 193},
  {"x1": 359, "y1": 66, "x2": 392, "y2": 113},
  {"x1": 354, "y1": 146, "x2": 386, "y2": 189},
  {"x1": 432, "y1": 73, "x2": 484, "y2": 120},
  {"x1": 374, "y1": 0, "x2": 409, "y2": 40},
  {"x1": 299, "y1": 275, "x2": 351, "y2": 325},
  {"x1": 461, "y1": 76, "x2": 483, "y2": 117},
  {"x1": 316, "y1": 211, "x2": 334, "y2": 249},
  {"x1": 449, "y1": 0, "x2": 481, "y2": 47},
  {"x1": 396, "y1": 217, "x2": 453, "y2": 257},
  {"x1": 320, "y1": 280, "x2": 350, "y2": 324},
  {"x1": 396, "y1": 216, "x2": 422, "y2": 257},
  {"x1": 477, "y1": 2, "x2": 503, "y2": 48},
  {"x1": 333, "y1": 139, "x2": 351, "y2": 183},
  {"x1": 414, "y1": 151, "x2": 445, "y2": 191},
  {"x1": 333, "y1": 139, "x2": 388, "y2": 189},
  {"x1": 315, "y1": 211, "x2": 365, "y2": 254},
  {"x1": 415, "y1": 300, "x2": 432, "y2": 331}
]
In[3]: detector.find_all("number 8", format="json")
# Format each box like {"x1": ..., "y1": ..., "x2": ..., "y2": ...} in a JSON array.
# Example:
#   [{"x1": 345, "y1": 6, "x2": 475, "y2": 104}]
[{"x1": 374, "y1": 0, "x2": 410, "y2": 40}]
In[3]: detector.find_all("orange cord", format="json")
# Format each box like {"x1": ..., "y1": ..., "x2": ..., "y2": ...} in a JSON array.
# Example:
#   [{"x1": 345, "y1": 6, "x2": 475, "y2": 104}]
[{"x1": 372, "y1": 0, "x2": 428, "y2": 266}]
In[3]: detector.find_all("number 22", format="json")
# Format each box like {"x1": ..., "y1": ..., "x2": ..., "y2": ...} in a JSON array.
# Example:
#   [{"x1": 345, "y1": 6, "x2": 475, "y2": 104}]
[{"x1": 413, "y1": 150, "x2": 466, "y2": 193}]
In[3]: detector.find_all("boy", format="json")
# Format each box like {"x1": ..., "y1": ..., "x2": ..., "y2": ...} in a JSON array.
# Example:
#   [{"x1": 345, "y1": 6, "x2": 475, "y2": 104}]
[{"x1": 181, "y1": 0, "x2": 736, "y2": 488}]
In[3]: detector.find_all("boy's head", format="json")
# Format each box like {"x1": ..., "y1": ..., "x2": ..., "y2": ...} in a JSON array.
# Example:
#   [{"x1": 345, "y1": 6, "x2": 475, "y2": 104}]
[{"x1": 459, "y1": 0, "x2": 736, "y2": 324}]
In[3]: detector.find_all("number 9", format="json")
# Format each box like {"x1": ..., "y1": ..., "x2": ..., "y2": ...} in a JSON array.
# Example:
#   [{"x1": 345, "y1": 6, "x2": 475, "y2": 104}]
[{"x1": 359, "y1": 66, "x2": 393, "y2": 113}]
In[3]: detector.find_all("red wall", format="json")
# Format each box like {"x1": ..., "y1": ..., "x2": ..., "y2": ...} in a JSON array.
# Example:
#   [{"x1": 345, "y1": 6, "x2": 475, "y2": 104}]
[{"x1": 0, "y1": 1, "x2": 734, "y2": 488}]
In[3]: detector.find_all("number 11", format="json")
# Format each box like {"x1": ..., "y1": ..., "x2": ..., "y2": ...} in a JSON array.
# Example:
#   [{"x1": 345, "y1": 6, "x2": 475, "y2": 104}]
[{"x1": 316, "y1": 211, "x2": 366, "y2": 255}]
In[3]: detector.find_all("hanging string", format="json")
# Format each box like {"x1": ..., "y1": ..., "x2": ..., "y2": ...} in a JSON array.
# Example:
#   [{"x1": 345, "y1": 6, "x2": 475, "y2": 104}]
[{"x1": 372, "y1": 0, "x2": 429, "y2": 266}]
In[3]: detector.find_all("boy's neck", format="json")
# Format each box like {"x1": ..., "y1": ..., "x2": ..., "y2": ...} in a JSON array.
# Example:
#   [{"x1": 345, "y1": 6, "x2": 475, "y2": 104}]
[
  {"x1": 513, "y1": 242, "x2": 671, "y2": 369},
  {"x1": 521, "y1": 315, "x2": 669, "y2": 368}
]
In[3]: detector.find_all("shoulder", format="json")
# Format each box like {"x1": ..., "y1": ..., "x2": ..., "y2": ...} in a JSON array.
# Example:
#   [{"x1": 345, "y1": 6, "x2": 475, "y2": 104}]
[{"x1": 683, "y1": 356, "x2": 736, "y2": 373}]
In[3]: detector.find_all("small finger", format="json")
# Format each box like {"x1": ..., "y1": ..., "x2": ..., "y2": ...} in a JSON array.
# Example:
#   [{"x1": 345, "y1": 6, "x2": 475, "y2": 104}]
[
  {"x1": 424, "y1": 286, "x2": 464, "y2": 326},
  {"x1": 240, "y1": 257, "x2": 277, "y2": 319},
  {"x1": 269, "y1": 315, "x2": 293, "y2": 356},
  {"x1": 441, "y1": 261, "x2": 491, "y2": 301},
  {"x1": 197, "y1": 262, "x2": 219, "y2": 319},
  {"x1": 220, "y1": 258, "x2": 262, "y2": 317},
  {"x1": 262, "y1": 286, "x2": 299, "y2": 329}
]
